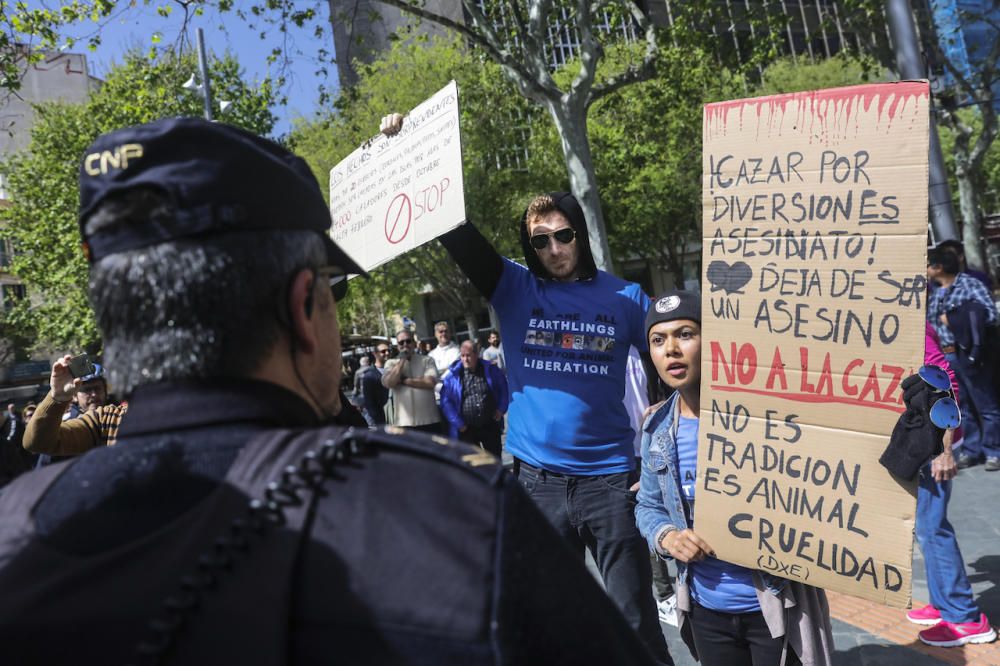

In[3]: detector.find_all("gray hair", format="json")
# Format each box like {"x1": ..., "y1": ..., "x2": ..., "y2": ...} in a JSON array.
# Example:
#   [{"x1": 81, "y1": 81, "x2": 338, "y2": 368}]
[{"x1": 85, "y1": 190, "x2": 326, "y2": 395}]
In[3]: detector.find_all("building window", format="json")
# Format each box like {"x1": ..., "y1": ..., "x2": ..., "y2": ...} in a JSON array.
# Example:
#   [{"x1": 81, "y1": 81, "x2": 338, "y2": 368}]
[
  {"x1": 0, "y1": 239, "x2": 12, "y2": 269},
  {"x1": 2, "y1": 283, "x2": 25, "y2": 310}
]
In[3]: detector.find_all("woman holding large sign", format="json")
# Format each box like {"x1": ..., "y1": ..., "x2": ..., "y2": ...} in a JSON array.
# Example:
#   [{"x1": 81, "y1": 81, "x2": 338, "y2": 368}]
[{"x1": 635, "y1": 290, "x2": 834, "y2": 665}]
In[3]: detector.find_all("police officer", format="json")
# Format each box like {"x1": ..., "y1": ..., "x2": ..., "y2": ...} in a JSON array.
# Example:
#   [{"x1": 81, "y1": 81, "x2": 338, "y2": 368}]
[{"x1": 0, "y1": 118, "x2": 657, "y2": 665}]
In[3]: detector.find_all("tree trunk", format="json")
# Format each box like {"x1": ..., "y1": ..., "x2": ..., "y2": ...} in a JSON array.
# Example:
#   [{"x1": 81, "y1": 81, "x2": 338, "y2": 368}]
[
  {"x1": 953, "y1": 158, "x2": 987, "y2": 271},
  {"x1": 546, "y1": 100, "x2": 614, "y2": 273},
  {"x1": 463, "y1": 306, "x2": 479, "y2": 342}
]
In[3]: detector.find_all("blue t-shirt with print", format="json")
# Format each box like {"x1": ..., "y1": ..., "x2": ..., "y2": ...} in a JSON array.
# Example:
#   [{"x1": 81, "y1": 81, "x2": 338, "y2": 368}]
[
  {"x1": 491, "y1": 258, "x2": 649, "y2": 475},
  {"x1": 676, "y1": 415, "x2": 760, "y2": 614}
]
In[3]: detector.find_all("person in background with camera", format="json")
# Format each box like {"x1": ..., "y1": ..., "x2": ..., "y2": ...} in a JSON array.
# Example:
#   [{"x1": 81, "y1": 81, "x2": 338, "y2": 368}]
[
  {"x1": 24, "y1": 356, "x2": 127, "y2": 460},
  {"x1": 382, "y1": 329, "x2": 441, "y2": 433}
]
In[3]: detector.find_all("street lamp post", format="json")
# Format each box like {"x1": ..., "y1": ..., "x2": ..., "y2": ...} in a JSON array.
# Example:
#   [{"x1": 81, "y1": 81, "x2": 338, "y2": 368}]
[
  {"x1": 195, "y1": 28, "x2": 214, "y2": 122},
  {"x1": 885, "y1": 0, "x2": 959, "y2": 244}
]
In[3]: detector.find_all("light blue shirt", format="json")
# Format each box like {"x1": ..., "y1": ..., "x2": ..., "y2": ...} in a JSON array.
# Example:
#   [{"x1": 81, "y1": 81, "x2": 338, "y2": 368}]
[{"x1": 676, "y1": 415, "x2": 760, "y2": 613}]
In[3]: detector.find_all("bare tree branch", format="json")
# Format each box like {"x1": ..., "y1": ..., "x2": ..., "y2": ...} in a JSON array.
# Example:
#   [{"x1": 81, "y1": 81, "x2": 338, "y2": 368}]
[
  {"x1": 376, "y1": 0, "x2": 558, "y2": 101},
  {"x1": 587, "y1": 1, "x2": 658, "y2": 106},
  {"x1": 517, "y1": 0, "x2": 560, "y2": 95},
  {"x1": 569, "y1": 0, "x2": 599, "y2": 105}
]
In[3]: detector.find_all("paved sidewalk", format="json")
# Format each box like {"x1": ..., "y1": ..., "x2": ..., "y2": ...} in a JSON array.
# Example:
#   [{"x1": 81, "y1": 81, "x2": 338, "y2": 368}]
[{"x1": 652, "y1": 463, "x2": 999, "y2": 665}]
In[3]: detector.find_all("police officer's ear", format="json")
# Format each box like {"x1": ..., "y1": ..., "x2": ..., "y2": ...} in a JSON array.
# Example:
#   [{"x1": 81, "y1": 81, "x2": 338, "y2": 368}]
[{"x1": 286, "y1": 268, "x2": 320, "y2": 354}]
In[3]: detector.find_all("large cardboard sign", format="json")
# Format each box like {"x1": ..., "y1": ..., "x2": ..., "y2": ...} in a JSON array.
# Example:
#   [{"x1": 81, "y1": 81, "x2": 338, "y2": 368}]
[
  {"x1": 696, "y1": 82, "x2": 929, "y2": 607},
  {"x1": 329, "y1": 81, "x2": 466, "y2": 272}
]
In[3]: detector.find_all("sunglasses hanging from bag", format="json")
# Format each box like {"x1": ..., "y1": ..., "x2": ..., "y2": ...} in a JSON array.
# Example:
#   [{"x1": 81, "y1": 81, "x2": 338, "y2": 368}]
[{"x1": 917, "y1": 364, "x2": 962, "y2": 429}]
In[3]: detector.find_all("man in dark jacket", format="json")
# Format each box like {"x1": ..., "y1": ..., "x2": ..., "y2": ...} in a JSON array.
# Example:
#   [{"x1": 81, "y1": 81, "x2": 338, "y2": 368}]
[
  {"x1": 0, "y1": 117, "x2": 658, "y2": 666},
  {"x1": 357, "y1": 353, "x2": 389, "y2": 426},
  {"x1": 441, "y1": 340, "x2": 508, "y2": 454}
]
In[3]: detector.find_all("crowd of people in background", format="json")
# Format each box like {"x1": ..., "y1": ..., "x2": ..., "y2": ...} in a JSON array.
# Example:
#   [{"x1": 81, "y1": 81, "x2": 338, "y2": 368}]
[{"x1": 346, "y1": 327, "x2": 508, "y2": 441}]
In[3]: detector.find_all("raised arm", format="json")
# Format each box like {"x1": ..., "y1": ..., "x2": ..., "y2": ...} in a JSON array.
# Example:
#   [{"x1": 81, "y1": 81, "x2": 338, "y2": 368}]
[
  {"x1": 381, "y1": 359, "x2": 406, "y2": 389},
  {"x1": 438, "y1": 223, "x2": 505, "y2": 300}
]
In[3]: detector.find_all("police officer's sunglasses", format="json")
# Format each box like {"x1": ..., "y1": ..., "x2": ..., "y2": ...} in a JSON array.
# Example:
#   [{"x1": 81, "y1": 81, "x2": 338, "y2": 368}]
[
  {"x1": 317, "y1": 266, "x2": 349, "y2": 302},
  {"x1": 529, "y1": 228, "x2": 576, "y2": 250},
  {"x1": 917, "y1": 364, "x2": 962, "y2": 429}
]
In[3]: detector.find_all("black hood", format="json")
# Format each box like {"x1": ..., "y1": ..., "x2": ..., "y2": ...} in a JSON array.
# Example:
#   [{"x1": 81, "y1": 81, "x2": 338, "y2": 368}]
[{"x1": 519, "y1": 192, "x2": 598, "y2": 281}]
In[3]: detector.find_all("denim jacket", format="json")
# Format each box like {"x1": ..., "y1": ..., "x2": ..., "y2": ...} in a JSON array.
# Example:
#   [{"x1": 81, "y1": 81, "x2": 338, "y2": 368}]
[{"x1": 634, "y1": 393, "x2": 785, "y2": 596}]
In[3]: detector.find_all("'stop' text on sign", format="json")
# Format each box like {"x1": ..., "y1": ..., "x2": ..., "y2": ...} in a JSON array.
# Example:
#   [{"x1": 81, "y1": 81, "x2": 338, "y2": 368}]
[
  {"x1": 329, "y1": 81, "x2": 466, "y2": 272},
  {"x1": 696, "y1": 82, "x2": 929, "y2": 608}
]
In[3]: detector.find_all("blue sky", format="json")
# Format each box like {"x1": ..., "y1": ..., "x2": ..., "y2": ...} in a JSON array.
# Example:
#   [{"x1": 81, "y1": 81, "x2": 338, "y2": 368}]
[{"x1": 61, "y1": 2, "x2": 339, "y2": 136}]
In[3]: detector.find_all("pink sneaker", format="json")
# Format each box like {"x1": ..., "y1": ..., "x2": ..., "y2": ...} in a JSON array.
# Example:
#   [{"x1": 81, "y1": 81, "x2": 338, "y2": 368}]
[
  {"x1": 918, "y1": 613, "x2": 997, "y2": 647},
  {"x1": 907, "y1": 604, "x2": 942, "y2": 626}
]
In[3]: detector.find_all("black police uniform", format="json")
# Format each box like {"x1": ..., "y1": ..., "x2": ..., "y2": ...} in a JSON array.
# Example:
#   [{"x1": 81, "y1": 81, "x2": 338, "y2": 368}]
[{"x1": 0, "y1": 379, "x2": 657, "y2": 665}]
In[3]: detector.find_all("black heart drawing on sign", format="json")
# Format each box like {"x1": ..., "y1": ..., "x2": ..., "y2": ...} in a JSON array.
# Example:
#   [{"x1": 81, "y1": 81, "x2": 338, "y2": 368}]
[{"x1": 707, "y1": 260, "x2": 752, "y2": 294}]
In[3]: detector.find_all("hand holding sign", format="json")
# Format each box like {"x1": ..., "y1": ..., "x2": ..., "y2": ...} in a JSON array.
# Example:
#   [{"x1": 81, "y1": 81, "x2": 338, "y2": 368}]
[
  {"x1": 330, "y1": 82, "x2": 466, "y2": 273},
  {"x1": 661, "y1": 529, "x2": 716, "y2": 564},
  {"x1": 380, "y1": 113, "x2": 404, "y2": 136}
]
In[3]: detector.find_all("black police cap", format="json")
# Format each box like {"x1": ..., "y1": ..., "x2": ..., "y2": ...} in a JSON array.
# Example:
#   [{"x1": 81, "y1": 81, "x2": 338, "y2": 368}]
[{"x1": 77, "y1": 116, "x2": 366, "y2": 277}]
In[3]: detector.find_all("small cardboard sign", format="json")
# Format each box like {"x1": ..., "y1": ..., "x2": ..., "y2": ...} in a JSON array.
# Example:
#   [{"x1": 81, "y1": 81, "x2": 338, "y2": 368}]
[
  {"x1": 696, "y1": 82, "x2": 929, "y2": 608},
  {"x1": 329, "y1": 81, "x2": 466, "y2": 272}
]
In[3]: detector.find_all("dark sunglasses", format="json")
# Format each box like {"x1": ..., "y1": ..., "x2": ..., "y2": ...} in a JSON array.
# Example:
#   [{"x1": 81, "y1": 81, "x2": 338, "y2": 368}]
[
  {"x1": 917, "y1": 364, "x2": 962, "y2": 429},
  {"x1": 529, "y1": 228, "x2": 576, "y2": 250},
  {"x1": 317, "y1": 267, "x2": 349, "y2": 302},
  {"x1": 398, "y1": 338, "x2": 415, "y2": 346}
]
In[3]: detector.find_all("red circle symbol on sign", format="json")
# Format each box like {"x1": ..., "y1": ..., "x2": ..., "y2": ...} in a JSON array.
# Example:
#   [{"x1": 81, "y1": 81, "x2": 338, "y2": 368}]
[{"x1": 384, "y1": 193, "x2": 412, "y2": 245}]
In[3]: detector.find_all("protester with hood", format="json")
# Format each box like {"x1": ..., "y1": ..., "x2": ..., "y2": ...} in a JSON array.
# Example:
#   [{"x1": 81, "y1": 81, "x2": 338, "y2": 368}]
[
  {"x1": 445, "y1": 192, "x2": 667, "y2": 662},
  {"x1": 386, "y1": 98, "x2": 672, "y2": 666}
]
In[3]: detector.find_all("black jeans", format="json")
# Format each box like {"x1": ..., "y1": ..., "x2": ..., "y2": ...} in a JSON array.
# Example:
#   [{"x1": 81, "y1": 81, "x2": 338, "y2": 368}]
[
  {"x1": 651, "y1": 551, "x2": 674, "y2": 601},
  {"x1": 516, "y1": 460, "x2": 672, "y2": 665},
  {"x1": 688, "y1": 603, "x2": 800, "y2": 666},
  {"x1": 458, "y1": 422, "x2": 502, "y2": 457}
]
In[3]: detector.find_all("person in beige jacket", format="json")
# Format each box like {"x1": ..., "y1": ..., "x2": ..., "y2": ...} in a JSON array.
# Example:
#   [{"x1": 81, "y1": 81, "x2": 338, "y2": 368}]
[{"x1": 24, "y1": 355, "x2": 127, "y2": 458}]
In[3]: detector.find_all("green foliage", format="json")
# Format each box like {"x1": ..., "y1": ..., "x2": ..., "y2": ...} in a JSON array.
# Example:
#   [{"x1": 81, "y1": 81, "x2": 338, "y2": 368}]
[
  {"x1": 756, "y1": 53, "x2": 887, "y2": 96},
  {"x1": 0, "y1": 48, "x2": 276, "y2": 352},
  {"x1": 0, "y1": 1, "x2": 115, "y2": 93},
  {"x1": 585, "y1": 45, "x2": 741, "y2": 284},
  {"x1": 290, "y1": 36, "x2": 548, "y2": 336},
  {"x1": 938, "y1": 108, "x2": 1000, "y2": 216}
]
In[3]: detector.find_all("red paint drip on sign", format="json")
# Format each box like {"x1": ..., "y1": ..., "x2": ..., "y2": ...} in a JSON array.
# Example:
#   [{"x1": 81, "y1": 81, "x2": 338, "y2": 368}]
[{"x1": 704, "y1": 81, "x2": 929, "y2": 138}]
